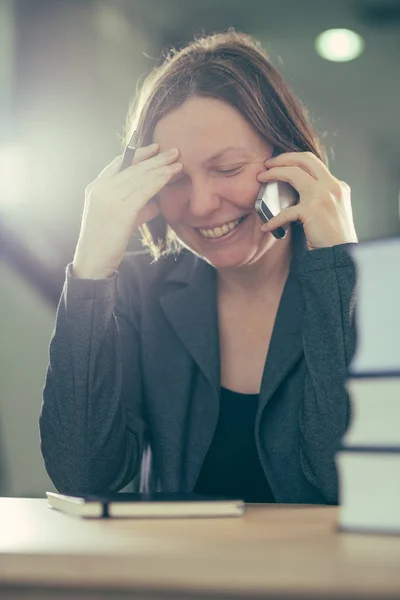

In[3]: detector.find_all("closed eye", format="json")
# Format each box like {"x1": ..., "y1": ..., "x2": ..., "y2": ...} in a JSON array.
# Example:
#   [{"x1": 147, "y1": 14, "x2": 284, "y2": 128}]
[
  {"x1": 216, "y1": 166, "x2": 244, "y2": 176},
  {"x1": 166, "y1": 165, "x2": 244, "y2": 186}
]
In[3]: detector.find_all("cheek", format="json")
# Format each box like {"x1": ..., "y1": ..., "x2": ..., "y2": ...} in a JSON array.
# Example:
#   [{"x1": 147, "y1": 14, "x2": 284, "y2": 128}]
[
  {"x1": 156, "y1": 171, "x2": 262, "y2": 220},
  {"x1": 223, "y1": 174, "x2": 261, "y2": 213},
  {"x1": 232, "y1": 178, "x2": 260, "y2": 209},
  {"x1": 223, "y1": 164, "x2": 265, "y2": 204}
]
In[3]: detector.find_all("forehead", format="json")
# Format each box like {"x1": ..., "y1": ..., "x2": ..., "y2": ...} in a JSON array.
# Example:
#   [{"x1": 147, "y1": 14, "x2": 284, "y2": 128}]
[{"x1": 152, "y1": 96, "x2": 261, "y2": 154}]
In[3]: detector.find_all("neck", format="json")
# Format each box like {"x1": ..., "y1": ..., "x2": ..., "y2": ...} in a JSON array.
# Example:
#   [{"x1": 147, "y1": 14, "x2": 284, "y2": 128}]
[{"x1": 217, "y1": 228, "x2": 293, "y2": 298}]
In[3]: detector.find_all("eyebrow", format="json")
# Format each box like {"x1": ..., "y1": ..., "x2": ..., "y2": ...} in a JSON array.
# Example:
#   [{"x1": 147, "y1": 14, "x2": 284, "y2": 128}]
[{"x1": 203, "y1": 146, "x2": 249, "y2": 164}]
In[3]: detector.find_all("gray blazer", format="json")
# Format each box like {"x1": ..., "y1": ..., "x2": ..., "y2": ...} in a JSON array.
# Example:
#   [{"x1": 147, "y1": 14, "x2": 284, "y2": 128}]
[{"x1": 40, "y1": 224, "x2": 356, "y2": 504}]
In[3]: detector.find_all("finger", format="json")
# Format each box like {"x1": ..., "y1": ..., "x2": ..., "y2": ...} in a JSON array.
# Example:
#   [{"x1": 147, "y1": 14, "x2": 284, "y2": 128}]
[
  {"x1": 116, "y1": 147, "x2": 180, "y2": 187},
  {"x1": 260, "y1": 205, "x2": 302, "y2": 232},
  {"x1": 119, "y1": 146, "x2": 137, "y2": 172},
  {"x1": 264, "y1": 152, "x2": 332, "y2": 184},
  {"x1": 130, "y1": 198, "x2": 160, "y2": 232},
  {"x1": 122, "y1": 163, "x2": 183, "y2": 211},
  {"x1": 118, "y1": 142, "x2": 161, "y2": 175},
  {"x1": 131, "y1": 143, "x2": 160, "y2": 165},
  {"x1": 96, "y1": 155, "x2": 125, "y2": 180},
  {"x1": 257, "y1": 166, "x2": 314, "y2": 196},
  {"x1": 139, "y1": 147, "x2": 180, "y2": 171},
  {"x1": 95, "y1": 142, "x2": 161, "y2": 181}
]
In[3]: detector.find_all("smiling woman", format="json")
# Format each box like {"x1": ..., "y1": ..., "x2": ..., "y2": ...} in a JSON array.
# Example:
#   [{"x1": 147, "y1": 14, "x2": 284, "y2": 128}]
[
  {"x1": 40, "y1": 30, "x2": 358, "y2": 506},
  {"x1": 126, "y1": 31, "x2": 327, "y2": 260},
  {"x1": 149, "y1": 95, "x2": 279, "y2": 271}
]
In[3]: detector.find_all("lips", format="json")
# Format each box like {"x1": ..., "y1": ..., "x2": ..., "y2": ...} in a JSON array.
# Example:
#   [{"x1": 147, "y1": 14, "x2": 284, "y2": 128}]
[
  {"x1": 198, "y1": 215, "x2": 248, "y2": 244},
  {"x1": 196, "y1": 216, "x2": 246, "y2": 230}
]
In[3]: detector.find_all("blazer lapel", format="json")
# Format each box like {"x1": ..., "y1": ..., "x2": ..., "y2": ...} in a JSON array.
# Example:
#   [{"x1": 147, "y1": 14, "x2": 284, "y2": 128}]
[
  {"x1": 158, "y1": 224, "x2": 307, "y2": 439},
  {"x1": 258, "y1": 264, "x2": 305, "y2": 411},
  {"x1": 259, "y1": 224, "x2": 307, "y2": 410},
  {"x1": 159, "y1": 253, "x2": 220, "y2": 394}
]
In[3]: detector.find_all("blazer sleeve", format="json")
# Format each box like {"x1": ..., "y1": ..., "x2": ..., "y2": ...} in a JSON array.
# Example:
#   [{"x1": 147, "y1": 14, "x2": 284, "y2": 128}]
[
  {"x1": 297, "y1": 243, "x2": 357, "y2": 504},
  {"x1": 39, "y1": 260, "x2": 146, "y2": 495}
]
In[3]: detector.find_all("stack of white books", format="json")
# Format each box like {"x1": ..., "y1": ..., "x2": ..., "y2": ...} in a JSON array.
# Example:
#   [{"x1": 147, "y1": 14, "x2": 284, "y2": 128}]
[{"x1": 336, "y1": 236, "x2": 400, "y2": 533}]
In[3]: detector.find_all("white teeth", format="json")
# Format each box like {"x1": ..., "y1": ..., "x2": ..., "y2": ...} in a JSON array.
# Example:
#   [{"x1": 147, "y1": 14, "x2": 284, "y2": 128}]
[{"x1": 199, "y1": 219, "x2": 241, "y2": 239}]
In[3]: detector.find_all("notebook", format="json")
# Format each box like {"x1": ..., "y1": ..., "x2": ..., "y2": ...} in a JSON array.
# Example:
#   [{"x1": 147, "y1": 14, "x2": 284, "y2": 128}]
[{"x1": 46, "y1": 492, "x2": 246, "y2": 518}]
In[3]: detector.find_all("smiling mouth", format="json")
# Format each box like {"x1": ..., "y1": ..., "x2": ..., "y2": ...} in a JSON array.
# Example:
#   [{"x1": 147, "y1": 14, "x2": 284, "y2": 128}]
[{"x1": 197, "y1": 216, "x2": 248, "y2": 239}]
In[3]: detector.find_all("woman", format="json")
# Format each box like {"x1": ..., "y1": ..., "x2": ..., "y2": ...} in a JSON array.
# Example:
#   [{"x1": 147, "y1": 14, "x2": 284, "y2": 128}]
[{"x1": 40, "y1": 30, "x2": 358, "y2": 504}]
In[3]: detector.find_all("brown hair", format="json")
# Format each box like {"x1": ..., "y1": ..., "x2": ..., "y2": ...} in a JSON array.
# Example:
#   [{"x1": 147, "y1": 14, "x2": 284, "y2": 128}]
[{"x1": 125, "y1": 29, "x2": 327, "y2": 260}]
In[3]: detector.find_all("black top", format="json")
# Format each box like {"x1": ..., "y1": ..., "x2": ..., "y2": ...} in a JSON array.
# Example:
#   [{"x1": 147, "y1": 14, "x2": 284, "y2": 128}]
[{"x1": 194, "y1": 387, "x2": 275, "y2": 503}]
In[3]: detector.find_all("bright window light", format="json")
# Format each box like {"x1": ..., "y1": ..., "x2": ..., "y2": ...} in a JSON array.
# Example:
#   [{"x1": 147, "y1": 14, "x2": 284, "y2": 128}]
[
  {"x1": 315, "y1": 29, "x2": 364, "y2": 62},
  {"x1": 0, "y1": 144, "x2": 27, "y2": 206}
]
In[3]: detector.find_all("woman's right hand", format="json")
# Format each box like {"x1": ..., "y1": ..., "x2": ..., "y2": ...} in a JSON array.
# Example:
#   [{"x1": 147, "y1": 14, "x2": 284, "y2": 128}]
[{"x1": 72, "y1": 143, "x2": 182, "y2": 280}]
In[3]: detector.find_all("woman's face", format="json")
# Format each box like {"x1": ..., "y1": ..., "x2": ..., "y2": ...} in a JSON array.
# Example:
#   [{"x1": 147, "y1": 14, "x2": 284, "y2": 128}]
[{"x1": 153, "y1": 95, "x2": 278, "y2": 270}]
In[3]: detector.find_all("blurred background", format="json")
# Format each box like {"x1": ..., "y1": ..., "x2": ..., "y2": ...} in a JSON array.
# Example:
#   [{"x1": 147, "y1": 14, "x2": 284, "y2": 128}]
[{"x1": 0, "y1": 0, "x2": 399, "y2": 497}]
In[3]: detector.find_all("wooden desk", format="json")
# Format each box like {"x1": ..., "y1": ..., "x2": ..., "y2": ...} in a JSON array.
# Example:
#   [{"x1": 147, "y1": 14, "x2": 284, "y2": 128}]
[{"x1": 0, "y1": 499, "x2": 399, "y2": 599}]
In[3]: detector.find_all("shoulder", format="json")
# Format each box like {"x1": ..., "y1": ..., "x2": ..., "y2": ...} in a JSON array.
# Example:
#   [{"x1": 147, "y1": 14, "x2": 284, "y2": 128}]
[{"x1": 116, "y1": 248, "x2": 196, "y2": 297}]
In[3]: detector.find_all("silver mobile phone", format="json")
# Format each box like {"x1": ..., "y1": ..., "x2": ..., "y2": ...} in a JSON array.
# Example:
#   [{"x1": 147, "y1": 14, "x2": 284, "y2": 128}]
[{"x1": 255, "y1": 181, "x2": 298, "y2": 239}]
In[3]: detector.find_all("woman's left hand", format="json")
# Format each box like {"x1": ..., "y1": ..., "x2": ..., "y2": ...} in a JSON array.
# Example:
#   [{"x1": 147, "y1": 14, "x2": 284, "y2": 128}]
[{"x1": 257, "y1": 152, "x2": 358, "y2": 251}]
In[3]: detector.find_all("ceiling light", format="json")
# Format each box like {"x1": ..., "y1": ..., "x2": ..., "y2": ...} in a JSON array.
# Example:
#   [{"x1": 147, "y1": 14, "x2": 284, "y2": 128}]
[{"x1": 315, "y1": 29, "x2": 365, "y2": 62}]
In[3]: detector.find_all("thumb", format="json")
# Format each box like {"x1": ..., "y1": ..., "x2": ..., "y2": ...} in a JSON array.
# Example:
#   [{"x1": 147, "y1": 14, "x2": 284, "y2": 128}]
[
  {"x1": 131, "y1": 197, "x2": 161, "y2": 232},
  {"x1": 260, "y1": 205, "x2": 301, "y2": 232}
]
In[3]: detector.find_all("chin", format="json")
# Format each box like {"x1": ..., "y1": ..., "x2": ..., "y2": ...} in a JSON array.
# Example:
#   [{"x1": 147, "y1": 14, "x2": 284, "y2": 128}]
[
  {"x1": 176, "y1": 234, "x2": 264, "y2": 270},
  {"x1": 170, "y1": 215, "x2": 272, "y2": 269},
  {"x1": 210, "y1": 251, "x2": 266, "y2": 271}
]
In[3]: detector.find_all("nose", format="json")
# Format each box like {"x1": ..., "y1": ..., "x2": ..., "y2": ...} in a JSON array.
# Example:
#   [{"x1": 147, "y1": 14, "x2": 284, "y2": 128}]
[{"x1": 188, "y1": 178, "x2": 221, "y2": 218}]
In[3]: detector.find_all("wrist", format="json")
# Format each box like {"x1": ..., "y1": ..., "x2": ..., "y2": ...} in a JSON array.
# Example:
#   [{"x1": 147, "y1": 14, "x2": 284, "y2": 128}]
[{"x1": 71, "y1": 261, "x2": 116, "y2": 280}]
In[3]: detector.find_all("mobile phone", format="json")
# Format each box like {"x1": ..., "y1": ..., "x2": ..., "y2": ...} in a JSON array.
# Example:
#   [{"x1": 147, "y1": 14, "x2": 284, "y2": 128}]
[{"x1": 255, "y1": 181, "x2": 298, "y2": 239}]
